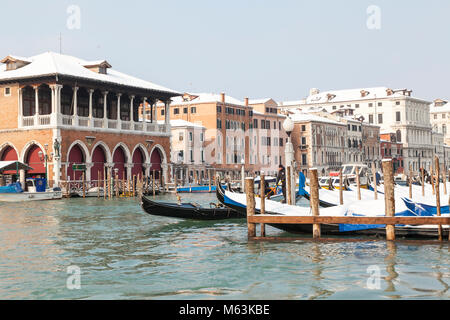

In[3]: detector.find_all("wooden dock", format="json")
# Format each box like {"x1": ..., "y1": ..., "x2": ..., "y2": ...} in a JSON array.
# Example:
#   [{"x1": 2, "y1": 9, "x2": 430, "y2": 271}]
[{"x1": 245, "y1": 158, "x2": 450, "y2": 243}]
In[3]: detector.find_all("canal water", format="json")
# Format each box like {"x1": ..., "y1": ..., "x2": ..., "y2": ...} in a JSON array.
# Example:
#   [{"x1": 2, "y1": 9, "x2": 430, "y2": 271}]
[{"x1": 0, "y1": 193, "x2": 448, "y2": 300}]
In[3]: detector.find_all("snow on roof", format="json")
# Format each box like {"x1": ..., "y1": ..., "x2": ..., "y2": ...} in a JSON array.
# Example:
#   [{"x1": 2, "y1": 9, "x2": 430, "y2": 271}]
[
  {"x1": 430, "y1": 100, "x2": 450, "y2": 113},
  {"x1": 248, "y1": 98, "x2": 272, "y2": 104},
  {"x1": 0, "y1": 52, "x2": 180, "y2": 95},
  {"x1": 305, "y1": 87, "x2": 428, "y2": 104},
  {"x1": 290, "y1": 112, "x2": 344, "y2": 125},
  {"x1": 165, "y1": 119, "x2": 205, "y2": 128},
  {"x1": 168, "y1": 93, "x2": 245, "y2": 106},
  {"x1": 278, "y1": 99, "x2": 306, "y2": 107}
]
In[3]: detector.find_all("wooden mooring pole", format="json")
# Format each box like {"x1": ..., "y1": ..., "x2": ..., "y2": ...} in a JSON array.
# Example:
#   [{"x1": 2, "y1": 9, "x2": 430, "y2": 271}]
[
  {"x1": 309, "y1": 168, "x2": 321, "y2": 239},
  {"x1": 82, "y1": 172, "x2": 86, "y2": 198},
  {"x1": 97, "y1": 170, "x2": 101, "y2": 198},
  {"x1": 260, "y1": 173, "x2": 266, "y2": 237},
  {"x1": 372, "y1": 164, "x2": 378, "y2": 200},
  {"x1": 339, "y1": 168, "x2": 344, "y2": 205},
  {"x1": 421, "y1": 167, "x2": 425, "y2": 197},
  {"x1": 356, "y1": 166, "x2": 361, "y2": 201},
  {"x1": 382, "y1": 160, "x2": 395, "y2": 241},
  {"x1": 408, "y1": 164, "x2": 413, "y2": 199},
  {"x1": 245, "y1": 177, "x2": 256, "y2": 239},
  {"x1": 443, "y1": 168, "x2": 447, "y2": 195},
  {"x1": 286, "y1": 166, "x2": 292, "y2": 205},
  {"x1": 435, "y1": 156, "x2": 442, "y2": 241}
]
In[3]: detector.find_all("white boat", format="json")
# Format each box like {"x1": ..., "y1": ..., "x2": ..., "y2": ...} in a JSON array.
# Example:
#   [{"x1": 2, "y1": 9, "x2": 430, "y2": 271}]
[{"x1": 0, "y1": 179, "x2": 62, "y2": 202}]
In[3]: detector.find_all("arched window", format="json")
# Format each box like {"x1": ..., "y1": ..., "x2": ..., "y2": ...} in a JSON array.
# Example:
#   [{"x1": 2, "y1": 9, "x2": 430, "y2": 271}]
[
  {"x1": 92, "y1": 90, "x2": 104, "y2": 118},
  {"x1": 120, "y1": 95, "x2": 130, "y2": 121},
  {"x1": 61, "y1": 86, "x2": 74, "y2": 115},
  {"x1": 38, "y1": 84, "x2": 52, "y2": 115},
  {"x1": 77, "y1": 88, "x2": 89, "y2": 117},
  {"x1": 22, "y1": 86, "x2": 35, "y2": 116}
]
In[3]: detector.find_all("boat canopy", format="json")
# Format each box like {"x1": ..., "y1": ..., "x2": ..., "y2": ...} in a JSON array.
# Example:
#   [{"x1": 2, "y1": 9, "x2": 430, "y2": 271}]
[{"x1": 0, "y1": 161, "x2": 33, "y2": 172}]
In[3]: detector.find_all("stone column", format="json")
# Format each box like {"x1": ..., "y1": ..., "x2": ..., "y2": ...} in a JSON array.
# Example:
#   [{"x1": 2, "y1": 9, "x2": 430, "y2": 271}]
[
  {"x1": 103, "y1": 91, "x2": 108, "y2": 126},
  {"x1": 117, "y1": 93, "x2": 122, "y2": 127},
  {"x1": 142, "y1": 97, "x2": 147, "y2": 131},
  {"x1": 161, "y1": 163, "x2": 168, "y2": 187},
  {"x1": 52, "y1": 154, "x2": 61, "y2": 188},
  {"x1": 34, "y1": 86, "x2": 39, "y2": 124},
  {"x1": 85, "y1": 163, "x2": 94, "y2": 183},
  {"x1": 73, "y1": 86, "x2": 79, "y2": 124},
  {"x1": 125, "y1": 163, "x2": 134, "y2": 180},
  {"x1": 164, "y1": 100, "x2": 171, "y2": 126},
  {"x1": 19, "y1": 169, "x2": 26, "y2": 190},
  {"x1": 130, "y1": 95, "x2": 135, "y2": 123},
  {"x1": 88, "y1": 89, "x2": 94, "y2": 127},
  {"x1": 18, "y1": 87, "x2": 23, "y2": 127},
  {"x1": 143, "y1": 163, "x2": 151, "y2": 179}
]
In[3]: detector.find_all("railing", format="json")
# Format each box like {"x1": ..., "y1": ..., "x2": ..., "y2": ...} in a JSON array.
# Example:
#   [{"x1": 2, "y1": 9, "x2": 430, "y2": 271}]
[
  {"x1": 108, "y1": 120, "x2": 118, "y2": 129},
  {"x1": 22, "y1": 116, "x2": 34, "y2": 127},
  {"x1": 121, "y1": 121, "x2": 131, "y2": 130},
  {"x1": 38, "y1": 115, "x2": 51, "y2": 126},
  {"x1": 78, "y1": 117, "x2": 90, "y2": 127},
  {"x1": 62, "y1": 115, "x2": 73, "y2": 126},
  {"x1": 134, "y1": 123, "x2": 143, "y2": 131},
  {"x1": 93, "y1": 119, "x2": 104, "y2": 128},
  {"x1": 146, "y1": 123, "x2": 156, "y2": 132}
]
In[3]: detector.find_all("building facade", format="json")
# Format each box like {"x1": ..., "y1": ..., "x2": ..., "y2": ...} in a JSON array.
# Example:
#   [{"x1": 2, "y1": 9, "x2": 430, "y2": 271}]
[
  {"x1": 430, "y1": 99, "x2": 450, "y2": 146},
  {"x1": 0, "y1": 52, "x2": 179, "y2": 187},
  {"x1": 380, "y1": 133, "x2": 404, "y2": 174},
  {"x1": 280, "y1": 87, "x2": 433, "y2": 173}
]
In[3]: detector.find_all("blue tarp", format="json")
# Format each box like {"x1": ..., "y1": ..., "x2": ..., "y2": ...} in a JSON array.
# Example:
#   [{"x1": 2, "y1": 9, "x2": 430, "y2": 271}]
[{"x1": 0, "y1": 182, "x2": 23, "y2": 194}]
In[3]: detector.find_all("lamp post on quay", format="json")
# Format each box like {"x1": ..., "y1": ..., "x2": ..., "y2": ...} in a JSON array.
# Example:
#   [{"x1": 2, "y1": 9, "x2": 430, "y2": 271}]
[{"x1": 283, "y1": 116, "x2": 295, "y2": 204}]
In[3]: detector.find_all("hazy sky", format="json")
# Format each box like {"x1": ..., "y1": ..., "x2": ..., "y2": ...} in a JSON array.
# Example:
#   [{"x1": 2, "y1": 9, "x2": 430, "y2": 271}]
[{"x1": 1, "y1": 0, "x2": 450, "y2": 102}]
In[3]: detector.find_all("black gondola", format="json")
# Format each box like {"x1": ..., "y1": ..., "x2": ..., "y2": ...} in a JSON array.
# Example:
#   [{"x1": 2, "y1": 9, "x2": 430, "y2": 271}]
[{"x1": 141, "y1": 195, "x2": 244, "y2": 220}]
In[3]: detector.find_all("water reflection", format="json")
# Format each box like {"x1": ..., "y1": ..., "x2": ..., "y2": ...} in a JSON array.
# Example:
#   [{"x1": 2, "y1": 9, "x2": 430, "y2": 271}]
[{"x1": 384, "y1": 242, "x2": 399, "y2": 298}]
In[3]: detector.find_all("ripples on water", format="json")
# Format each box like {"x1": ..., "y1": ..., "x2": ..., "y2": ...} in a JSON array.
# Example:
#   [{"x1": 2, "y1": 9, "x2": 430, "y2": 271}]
[{"x1": 0, "y1": 193, "x2": 448, "y2": 300}]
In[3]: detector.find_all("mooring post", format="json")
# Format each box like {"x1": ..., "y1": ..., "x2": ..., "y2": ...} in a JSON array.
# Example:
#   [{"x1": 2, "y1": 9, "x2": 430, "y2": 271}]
[
  {"x1": 208, "y1": 169, "x2": 211, "y2": 192},
  {"x1": 115, "y1": 174, "x2": 119, "y2": 198},
  {"x1": 431, "y1": 166, "x2": 436, "y2": 196},
  {"x1": 421, "y1": 167, "x2": 425, "y2": 197},
  {"x1": 372, "y1": 164, "x2": 378, "y2": 200},
  {"x1": 103, "y1": 169, "x2": 106, "y2": 200},
  {"x1": 356, "y1": 166, "x2": 361, "y2": 201},
  {"x1": 309, "y1": 168, "x2": 321, "y2": 239},
  {"x1": 82, "y1": 172, "x2": 86, "y2": 198},
  {"x1": 339, "y1": 168, "x2": 344, "y2": 205},
  {"x1": 382, "y1": 160, "x2": 395, "y2": 241},
  {"x1": 174, "y1": 170, "x2": 178, "y2": 193},
  {"x1": 152, "y1": 172, "x2": 156, "y2": 197},
  {"x1": 435, "y1": 156, "x2": 442, "y2": 241},
  {"x1": 132, "y1": 175, "x2": 136, "y2": 198},
  {"x1": 245, "y1": 177, "x2": 256, "y2": 239},
  {"x1": 260, "y1": 173, "x2": 266, "y2": 237},
  {"x1": 286, "y1": 166, "x2": 292, "y2": 205},
  {"x1": 97, "y1": 170, "x2": 101, "y2": 198},
  {"x1": 409, "y1": 164, "x2": 413, "y2": 199}
]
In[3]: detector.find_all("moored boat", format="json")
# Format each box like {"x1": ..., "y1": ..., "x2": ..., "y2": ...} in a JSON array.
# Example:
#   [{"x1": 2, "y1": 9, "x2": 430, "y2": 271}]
[{"x1": 141, "y1": 195, "x2": 244, "y2": 220}]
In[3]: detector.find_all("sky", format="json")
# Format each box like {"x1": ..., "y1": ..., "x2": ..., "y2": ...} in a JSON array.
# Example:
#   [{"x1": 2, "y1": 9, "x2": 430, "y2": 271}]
[{"x1": 1, "y1": 0, "x2": 450, "y2": 102}]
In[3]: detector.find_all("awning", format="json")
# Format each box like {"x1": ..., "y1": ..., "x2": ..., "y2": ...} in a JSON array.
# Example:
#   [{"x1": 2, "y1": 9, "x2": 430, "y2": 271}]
[{"x1": 0, "y1": 161, "x2": 33, "y2": 172}]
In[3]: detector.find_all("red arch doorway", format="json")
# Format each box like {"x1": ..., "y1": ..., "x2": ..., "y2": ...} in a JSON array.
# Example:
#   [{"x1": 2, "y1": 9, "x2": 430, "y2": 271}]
[{"x1": 67, "y1": 144, "x2": 86, "y2": 181}]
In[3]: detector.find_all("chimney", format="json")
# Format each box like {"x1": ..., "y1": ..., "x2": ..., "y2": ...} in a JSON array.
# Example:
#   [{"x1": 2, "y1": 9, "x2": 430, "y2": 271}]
[
  {"x1": 220, "y1": 92, "x2": 225, "y2": 103},
  {"x1": 360, "y1": 90, "x2": 367, "y2": 97},
  {"x1": 386, "y1": 88, "x2": 393, "y2": 96},
  {"x1": 244, "y1": 97, "x2": 249, "y2": 106}
]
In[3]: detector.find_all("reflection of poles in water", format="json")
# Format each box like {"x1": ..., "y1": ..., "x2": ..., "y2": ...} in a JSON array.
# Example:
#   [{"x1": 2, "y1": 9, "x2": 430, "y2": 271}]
[
  {"x1": 384, "y1": 241, "x2": 398, "y2": 294},
  {"x1": 434, "y1": 245, "x2": 449, "y2": 297},
  {"x1": 308, "y1": 243, "x2": 333, "y2": 300}
]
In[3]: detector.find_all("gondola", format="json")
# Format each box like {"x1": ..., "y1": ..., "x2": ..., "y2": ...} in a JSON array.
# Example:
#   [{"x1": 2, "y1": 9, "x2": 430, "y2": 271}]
[
  {"x1": 216, "y1": 182, "x2": 449, "y2": 238},
  {"x1": 141, "y1": 195, "x2": 244, "y2": 220}
]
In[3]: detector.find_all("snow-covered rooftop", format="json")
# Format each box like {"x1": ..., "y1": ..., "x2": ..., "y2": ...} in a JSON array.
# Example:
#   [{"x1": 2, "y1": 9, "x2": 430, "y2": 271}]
[
  {"x1": 290, "y1": 112, "x2": 344, "y2": 125},
  {"x1": 0, "y1": 52, "x2": 180, "y2": 95},
  {"x1": 165, "y1": 119, "x2": 205, "y2": 129},
  {"x1": 430, "y1": 100, "x2": 450, "y2": 113},
  {"x1": 168, "y1": 93, "x2": 245, "y2": 106}
]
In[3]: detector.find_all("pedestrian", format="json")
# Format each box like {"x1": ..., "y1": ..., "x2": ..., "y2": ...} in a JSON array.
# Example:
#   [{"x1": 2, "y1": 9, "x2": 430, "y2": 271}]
[{"x1": 276, "y1": 165, "x2": 287, "y2": 203}]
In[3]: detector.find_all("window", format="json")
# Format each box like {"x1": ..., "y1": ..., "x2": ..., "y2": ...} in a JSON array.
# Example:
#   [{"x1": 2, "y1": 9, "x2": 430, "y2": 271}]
[
  {"x1": 332, "y1": 106, "x2": 337, "y2": 110},
  {"x1": 200, "y1": 133, "x2": 204, "y2": 142},
  {"x1": 378, "y1": 102, "x2": 382, "y2": 107},
  {"x1": 183, "y1": 107, "x2": 188, "y2": 114},
  {"x1": 174, "y1": 108, "x2": 179, "y2": 115},
  {"x1": 189, "y1": 132, "x2": 193, "y2": 141},
  {"x1": 443, "y1": 113, "x2": 446, "y2": 119},
  {"x1": 396, "y1": 111, "x2": 401, "y2": 122},
  {"x1": 253, "y1": 119, "x2": 258, "y2": 129},
  {"x1": 302, "y1": 154, "x2": 307, "y2": 165},
  {"x1": 266, "y1": 121, "x2": 270, "y2": 129},
  {"x1": 4, "y1": 87, "x2": 11, "y2": 96},
  {"x1": 217, "y1": 106, "x2": 222, "y2": 113},
  {"x1": 396, "y1": 101, "x2": 400, "y2": 105},
  {"x1": 301, "y1": 137, "x2": 306, "y2": 145},
  {"x1": 191, "y1": 107, "x2": 196, "y2": 113},
  {"x1": 301, "y1": 125, "x2": 306, "y2": 132},
  {"x1": 217, "y1": 119, "x2": 222, "y2": 129},
  {"x1": 179, "y1": 132, "x2": 184, "y2": 141},
  {"x1": 161, "y1": 109, "x2": 165, "y2": 116},
  {"x1": 369, "y1": 103, "x2": 373, "y2": 107},
  {"x1": 378, "y1": 114, "x2": 383, "y2": 124},
  {"x1": 434, "y1": 114, "x2": 438, "y2": 120},
  {"x1": 190, "y1": 149, "x2": 193, "y2": 162},
  {"x1": 355, "y1": 104, "x2": 360, "y2": 108},
  {"x1": 369, "y1": 114, "x2": 373, "y2": 124}
]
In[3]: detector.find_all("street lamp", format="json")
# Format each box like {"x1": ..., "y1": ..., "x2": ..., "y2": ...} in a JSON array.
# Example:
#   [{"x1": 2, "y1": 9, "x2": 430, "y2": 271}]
[{"x1": 283, "y1": 116, "x2": 295, "y2": 204}]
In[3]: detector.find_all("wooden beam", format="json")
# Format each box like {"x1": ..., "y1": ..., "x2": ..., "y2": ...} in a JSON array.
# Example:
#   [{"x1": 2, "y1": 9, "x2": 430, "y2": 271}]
[
  {"x1": 248, "y1": 215, "x2": 450, "y2": 225},
  {"x1": 383, "y1": 160, "x2": 395, "y2": 241}
]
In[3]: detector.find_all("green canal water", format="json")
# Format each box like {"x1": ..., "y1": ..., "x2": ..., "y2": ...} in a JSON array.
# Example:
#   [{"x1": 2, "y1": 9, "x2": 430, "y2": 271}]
[{"x1": 0, "y1": 193, "x2": 448, "y2": 300}]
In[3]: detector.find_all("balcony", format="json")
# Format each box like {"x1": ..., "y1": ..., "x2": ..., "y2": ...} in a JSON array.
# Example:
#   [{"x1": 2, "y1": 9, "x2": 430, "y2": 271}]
[{"x1": 19, "y1": 113, "x2": 170, "y2": 136}]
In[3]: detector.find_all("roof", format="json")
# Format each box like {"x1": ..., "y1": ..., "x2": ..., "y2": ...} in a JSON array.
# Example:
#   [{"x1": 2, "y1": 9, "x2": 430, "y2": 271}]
[
  {"x1": 0, "y1": 52, "x2": 180, "y2": 95},
  {"x1": 165, "y1": 119, "x2": 205, "y2": 129},
  {"x1": 248, "y1": 98, "x2": 272, "y2": 105},
  {"x1": 290, "y1": 112, "x2": 344, "y2": 125},
  {"x1": 304, "y1": 87, "x2": 429, "y2": 104},
  {"x1": 167, "y1": 93, "x2": 245, "y2": 106},
  {"x1": 0, "y1": 161, "x2": 33, "y2": 172},
  {"x1": 430, "y1": 101, "x2": 450, "y2": 113}
]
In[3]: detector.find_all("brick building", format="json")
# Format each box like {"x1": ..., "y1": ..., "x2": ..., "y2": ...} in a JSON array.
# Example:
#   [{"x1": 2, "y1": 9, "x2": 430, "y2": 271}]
[
  {"x1": 380, "y1": 132, "x2": 404, "y2": 174},
  {"x1": 0, "y1": 52, "x2": 180, "y2": 187}
]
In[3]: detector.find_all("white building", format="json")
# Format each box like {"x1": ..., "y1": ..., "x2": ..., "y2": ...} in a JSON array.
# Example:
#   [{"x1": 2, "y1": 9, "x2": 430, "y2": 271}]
[
  {"x1": 280, "y1": 87, "x2": 433, "y2": 173},
  {"x1": 430, "y1": 99, "x2": 450, "y2": 146}
]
